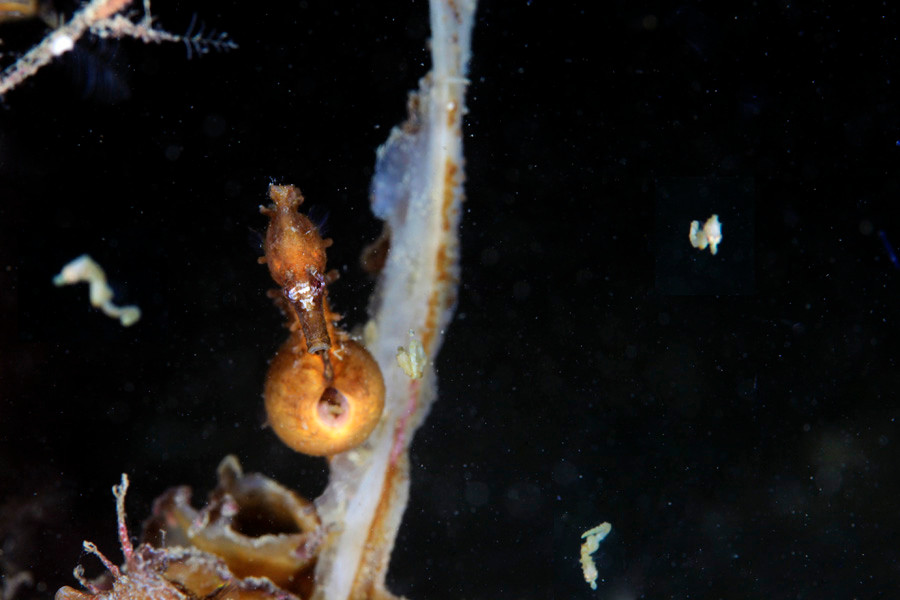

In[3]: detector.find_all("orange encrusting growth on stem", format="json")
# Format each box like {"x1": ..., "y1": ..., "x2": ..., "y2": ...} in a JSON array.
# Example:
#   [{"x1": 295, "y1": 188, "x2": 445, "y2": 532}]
[
  {"x1": 261, "y1": 184, "x2": 385, "y2": 457},
  {"x1": 265, "y1": 330, "x2": 385, "y2": 456}
]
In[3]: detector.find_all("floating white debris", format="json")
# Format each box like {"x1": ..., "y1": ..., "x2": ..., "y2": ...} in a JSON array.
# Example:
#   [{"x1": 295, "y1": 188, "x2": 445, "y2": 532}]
[
  {"x1": 53, "y1": 254, "x2": 141, "y2": 327},
  {"x1": 580, "y1": 522, "x2": 611, "y2": 590},
  {"x1": 689, "y1": 214, "x2": 723, "y2": 255}
]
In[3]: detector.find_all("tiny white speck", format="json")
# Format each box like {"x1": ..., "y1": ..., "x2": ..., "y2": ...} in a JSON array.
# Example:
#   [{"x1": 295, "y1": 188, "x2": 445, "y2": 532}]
[{"x1": 50, "y1": 33, "x2": 75, "y2": 56}]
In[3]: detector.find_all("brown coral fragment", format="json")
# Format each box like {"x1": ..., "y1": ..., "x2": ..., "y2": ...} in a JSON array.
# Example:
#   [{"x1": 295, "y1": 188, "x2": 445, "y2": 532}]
[
  {"x1": 55, "y1": 469, "x2": 305, "y2": 600},
  {"x1": 142, "y1": 456, "x2": 320, "y2": 597},
  {"x1": 146, "y1": 548, "x2": 297, "y2": 600},
  {"x1": 55, "y1": 474, "x2": 186, "y2": 600}
]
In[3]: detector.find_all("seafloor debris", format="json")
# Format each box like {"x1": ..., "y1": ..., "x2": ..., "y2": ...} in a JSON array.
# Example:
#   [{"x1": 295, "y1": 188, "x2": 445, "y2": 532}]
[
  {"x1": 53, "y1": 254, "x2": 141, "y2": 326},
  {"x1": 689, "y1": 214, "x2": 723, "y2": 256},
  {"x1": 142, "y1": 456, "x2": 321, "y2": 597},
  {"x1": 55, "y1": 459, "x2": 318, "y2": 600}
]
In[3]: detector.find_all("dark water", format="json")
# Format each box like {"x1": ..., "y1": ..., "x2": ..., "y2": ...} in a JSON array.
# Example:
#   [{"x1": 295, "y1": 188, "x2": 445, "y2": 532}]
[{"x1": 1, "y1": 2, "x2": 898, "y2": 598}]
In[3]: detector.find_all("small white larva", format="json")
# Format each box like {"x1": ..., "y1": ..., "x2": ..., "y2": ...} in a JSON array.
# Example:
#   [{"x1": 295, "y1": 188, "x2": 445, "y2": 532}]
[
  {"x1": 580, "y1": 522, "x2": 612, "y2": 590},
  {"x1": 689, "y1": 214, "x2": 723, "y2": 255},
  {"x1": 53, "y1": 254, "x2": 141, "y2": 326}
]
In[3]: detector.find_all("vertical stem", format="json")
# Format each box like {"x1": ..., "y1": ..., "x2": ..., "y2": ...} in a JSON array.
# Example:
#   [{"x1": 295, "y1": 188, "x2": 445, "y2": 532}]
[{"x1": 310, "y1": 1, "x2": 477, "y2": 598}]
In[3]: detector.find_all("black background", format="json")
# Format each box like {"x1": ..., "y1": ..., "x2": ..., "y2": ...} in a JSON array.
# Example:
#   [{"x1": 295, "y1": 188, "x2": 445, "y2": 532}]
[{"x1": 2, "y1": 1, "x2": 899, "y2": 598}]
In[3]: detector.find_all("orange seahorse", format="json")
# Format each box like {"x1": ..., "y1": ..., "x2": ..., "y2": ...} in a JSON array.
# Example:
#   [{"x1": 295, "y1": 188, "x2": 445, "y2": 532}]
[{"x1": 260, "y1": 184, "x2": 385, "y2": 457}]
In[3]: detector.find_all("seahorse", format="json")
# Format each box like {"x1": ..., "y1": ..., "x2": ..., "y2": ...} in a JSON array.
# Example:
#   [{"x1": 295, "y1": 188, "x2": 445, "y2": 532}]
[{"x1": 260, "y1": 183, "x2": 385, "y2": 457}]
